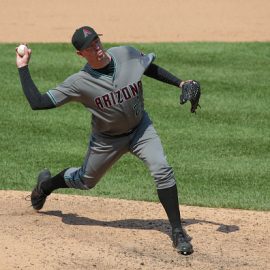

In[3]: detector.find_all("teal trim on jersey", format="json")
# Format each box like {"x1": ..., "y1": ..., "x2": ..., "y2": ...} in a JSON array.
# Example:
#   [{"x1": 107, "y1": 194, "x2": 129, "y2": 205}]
[
  {"x1": 47, "y1": 91, "x2": 57, "y2": 105},
  {"x1": 86, "y1": 56, "x2": 116, "y2": 80},
  {"x1": 83, "y1": 53, "x2": 117, "y2": 81}
]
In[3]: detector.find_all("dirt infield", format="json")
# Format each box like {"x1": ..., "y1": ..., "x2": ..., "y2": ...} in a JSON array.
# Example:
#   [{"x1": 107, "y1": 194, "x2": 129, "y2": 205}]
[{"x1": 1, "y1": 1, "x2": 270, "y2": 269}]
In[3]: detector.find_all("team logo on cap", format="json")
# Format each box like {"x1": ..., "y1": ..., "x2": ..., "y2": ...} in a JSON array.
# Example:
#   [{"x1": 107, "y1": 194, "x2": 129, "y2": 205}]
[{"x1": 83, "y1": 28, "x2": 92, "y2": 37}]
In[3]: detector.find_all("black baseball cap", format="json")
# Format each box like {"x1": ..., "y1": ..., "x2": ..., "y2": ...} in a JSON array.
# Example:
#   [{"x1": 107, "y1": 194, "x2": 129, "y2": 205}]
[{"x1": 71, "y1": 26, "x2": 102, "y2": 51}]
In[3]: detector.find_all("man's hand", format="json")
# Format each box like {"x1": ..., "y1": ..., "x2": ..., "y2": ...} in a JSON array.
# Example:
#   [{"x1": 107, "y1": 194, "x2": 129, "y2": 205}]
[{"x1": 16, "y1": 44, "x2": 31, "y2": 68}]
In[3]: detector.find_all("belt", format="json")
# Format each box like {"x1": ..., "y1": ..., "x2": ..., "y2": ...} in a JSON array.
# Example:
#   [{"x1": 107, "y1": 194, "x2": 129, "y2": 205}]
[{"x1": 100, "y1": 126, "x2": 138, "y2": 138}]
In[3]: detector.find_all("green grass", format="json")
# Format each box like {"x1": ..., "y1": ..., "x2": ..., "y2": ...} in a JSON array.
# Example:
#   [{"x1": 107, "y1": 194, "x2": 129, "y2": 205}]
[{"x1": 1, "y1": 42, "x2": 269, "y2": 210}]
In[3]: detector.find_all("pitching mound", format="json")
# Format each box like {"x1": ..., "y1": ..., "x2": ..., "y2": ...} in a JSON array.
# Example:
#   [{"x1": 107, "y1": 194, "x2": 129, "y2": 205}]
[{"x1": 0, "y1": 191, "x2": 269, "y2": 270}]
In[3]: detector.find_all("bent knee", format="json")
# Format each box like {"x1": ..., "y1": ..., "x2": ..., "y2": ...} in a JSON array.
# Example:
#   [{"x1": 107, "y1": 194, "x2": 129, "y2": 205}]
[
  {"x1": 152, "y1": 165, "x2": 176, "y2": 189},
  {"x1": 64, "y1": 167, "x2": 101, "y2": 190}
]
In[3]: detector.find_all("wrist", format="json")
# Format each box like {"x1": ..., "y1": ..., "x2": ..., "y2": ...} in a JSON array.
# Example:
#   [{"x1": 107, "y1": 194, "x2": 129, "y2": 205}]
[{"x1": 17, "y1": 64, "x2": 28, "y2": 69}]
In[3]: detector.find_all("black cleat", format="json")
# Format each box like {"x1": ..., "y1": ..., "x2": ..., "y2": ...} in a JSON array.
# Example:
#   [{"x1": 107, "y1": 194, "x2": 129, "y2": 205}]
[
  {"x1": 172, "y1": 227, "x2": 193, "y2": 255},
  {"x1": 31, "y1": 169, "x2": 51, "y2": 211}
]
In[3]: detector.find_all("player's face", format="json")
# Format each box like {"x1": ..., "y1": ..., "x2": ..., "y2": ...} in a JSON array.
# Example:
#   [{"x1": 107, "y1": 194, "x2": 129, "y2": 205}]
[{"x1": 79, "y1": 38, "x2": 106, "y2": 62}]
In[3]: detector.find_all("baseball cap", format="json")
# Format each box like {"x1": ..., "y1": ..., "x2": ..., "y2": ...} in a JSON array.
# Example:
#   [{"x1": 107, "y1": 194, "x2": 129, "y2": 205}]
[{"x1": 71, "y1": 26, "x2": 102, "y2": 51}]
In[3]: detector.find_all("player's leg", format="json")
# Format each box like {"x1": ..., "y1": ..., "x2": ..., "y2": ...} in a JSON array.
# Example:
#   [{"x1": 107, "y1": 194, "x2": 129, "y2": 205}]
[
  {"x1": 64, "y1": 134, "x2": 129, "y2": 189},
  {"x1": 130, "y1": 113, "x2": 193, "y2": 255},
  {"x1": 31, "y1": 134, "x2": 129, "y2": 210}
]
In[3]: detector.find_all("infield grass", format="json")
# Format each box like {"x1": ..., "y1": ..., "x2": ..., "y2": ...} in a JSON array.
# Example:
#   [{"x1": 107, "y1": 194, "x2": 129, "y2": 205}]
[{"x1": 1, "y1": 42, "x2": 269, "y2": 210}]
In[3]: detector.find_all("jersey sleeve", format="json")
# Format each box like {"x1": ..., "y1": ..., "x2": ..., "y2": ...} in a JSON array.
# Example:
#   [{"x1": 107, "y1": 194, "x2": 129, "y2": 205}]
[
  {"x1": 46, "y1": 74, "x2": 83, "y2": 107},
  {"x1": 140, "y1": 51, "x2": 156, "y2": 70},
  {"x1": 131, "y1": 47, "x2": 156, "y2": 70},
  {"x1": 121, "y1": 46, "x2": 156, "y2": 71}
]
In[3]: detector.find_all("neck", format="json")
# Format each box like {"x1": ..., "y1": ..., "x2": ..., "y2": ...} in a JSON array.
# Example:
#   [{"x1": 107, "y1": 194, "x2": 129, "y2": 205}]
[{"x1": 88, "y1": 52, "x2": 111, "y2": 69}]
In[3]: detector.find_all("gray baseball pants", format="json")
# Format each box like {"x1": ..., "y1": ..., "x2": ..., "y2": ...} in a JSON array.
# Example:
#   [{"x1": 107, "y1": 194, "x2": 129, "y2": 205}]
[{"x1": 64, "y1": 112, "x2": 176, "y2": 190}]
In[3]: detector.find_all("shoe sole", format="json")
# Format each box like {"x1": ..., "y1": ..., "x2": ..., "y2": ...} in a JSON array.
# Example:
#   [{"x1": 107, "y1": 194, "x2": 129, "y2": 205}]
[{"x1": 178, "y1": 249, "x2": 193, "y2": 256}]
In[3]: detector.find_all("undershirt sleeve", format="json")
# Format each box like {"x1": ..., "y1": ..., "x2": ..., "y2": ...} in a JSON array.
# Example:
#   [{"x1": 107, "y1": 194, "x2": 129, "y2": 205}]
[
  {"x1": 18, "y1": 66, "x2": 55, "y2": 110},
  {"x1": 144, "y1": 63, "x2": 182, "y2": 87}
]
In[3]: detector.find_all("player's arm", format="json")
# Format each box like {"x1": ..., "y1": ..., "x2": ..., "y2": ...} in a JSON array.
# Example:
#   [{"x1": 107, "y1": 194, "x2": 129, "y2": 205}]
[
  {"x1": 18, "y1": 66, "x2": 56, "y2": 110},
  {"x1": 16, "y1": 46, "x2": 55, "y2": 110},
  {"x1": 144, "y1": 63, "x2": 185, "y2": 88}
]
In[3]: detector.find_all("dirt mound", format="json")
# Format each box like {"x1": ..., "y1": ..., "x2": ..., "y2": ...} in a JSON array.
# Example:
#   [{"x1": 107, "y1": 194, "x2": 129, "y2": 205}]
[{"x1": 0, "y1": 191, "x2": 269, "y2": 270}]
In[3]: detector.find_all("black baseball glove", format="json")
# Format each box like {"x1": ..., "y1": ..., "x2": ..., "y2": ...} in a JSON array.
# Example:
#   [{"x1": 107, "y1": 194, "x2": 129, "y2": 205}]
[{"x1": 180, "y1": 80, "x2": 201, "y2": 113}]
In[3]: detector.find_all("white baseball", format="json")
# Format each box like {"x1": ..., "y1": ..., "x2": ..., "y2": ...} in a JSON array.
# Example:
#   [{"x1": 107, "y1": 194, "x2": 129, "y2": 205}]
[{"x1": 17, "y1": 44, "x2": 27, "y2": 56}]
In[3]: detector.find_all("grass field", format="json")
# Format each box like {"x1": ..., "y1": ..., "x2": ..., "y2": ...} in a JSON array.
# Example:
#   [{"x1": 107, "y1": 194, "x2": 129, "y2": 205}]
[{"x1": 1, "y1": 42, "x2": 269, "y2": 210}]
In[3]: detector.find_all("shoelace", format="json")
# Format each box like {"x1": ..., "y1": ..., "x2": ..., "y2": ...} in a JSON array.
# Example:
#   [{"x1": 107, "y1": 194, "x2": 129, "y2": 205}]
[
  {"x1": 25, "y1": 194, "x2": 36, "y2": 209},
  {"x1": 25, "y1": 194, "x2": 31, "y2": 201}
]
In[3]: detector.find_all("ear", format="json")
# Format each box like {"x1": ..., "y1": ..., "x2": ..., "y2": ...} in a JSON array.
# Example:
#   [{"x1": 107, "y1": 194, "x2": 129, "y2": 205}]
[{"x1": 76, "y1": 50, "x2": 83, "y2": 57}]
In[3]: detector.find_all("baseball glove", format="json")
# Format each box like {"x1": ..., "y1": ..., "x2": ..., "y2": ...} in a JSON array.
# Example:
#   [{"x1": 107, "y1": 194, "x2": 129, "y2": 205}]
[{"x1": 180, "y1": 80, "x2": 201, "y2": 113}]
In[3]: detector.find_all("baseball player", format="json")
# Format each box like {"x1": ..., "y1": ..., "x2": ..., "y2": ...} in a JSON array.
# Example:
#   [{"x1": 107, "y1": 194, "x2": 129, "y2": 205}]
[{"x1": 16, "y1": 26, "x2": 200, "y2": 255}]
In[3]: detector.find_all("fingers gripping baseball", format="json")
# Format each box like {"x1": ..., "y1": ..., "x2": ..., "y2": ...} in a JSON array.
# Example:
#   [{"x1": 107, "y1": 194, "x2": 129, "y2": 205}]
[
  {"x1": 180, "y1": 80, "x2": 201, "y2": 113},
  {"x1": 16, "y1": 44, "x2": 32, "y2": 68}
]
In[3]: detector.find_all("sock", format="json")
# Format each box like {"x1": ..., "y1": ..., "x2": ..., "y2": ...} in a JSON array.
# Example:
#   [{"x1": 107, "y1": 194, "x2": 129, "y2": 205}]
[
  {"x1": 40, "y1": 168, "x2": 69, "y2": 195},
  {"x1": 157, "y1": 184, "x2": 182, "y2": 230}
]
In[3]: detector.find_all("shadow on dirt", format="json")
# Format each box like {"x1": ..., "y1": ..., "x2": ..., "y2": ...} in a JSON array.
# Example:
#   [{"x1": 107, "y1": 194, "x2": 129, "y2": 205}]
[{"x1": 40, "y1": 210, "x2": 239, "y2": 236}]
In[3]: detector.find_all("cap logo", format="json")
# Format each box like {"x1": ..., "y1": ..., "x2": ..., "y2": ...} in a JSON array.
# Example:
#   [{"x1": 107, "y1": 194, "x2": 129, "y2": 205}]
[{"x1": 83, "y1": 28, "x2": 92, "y2": 38}]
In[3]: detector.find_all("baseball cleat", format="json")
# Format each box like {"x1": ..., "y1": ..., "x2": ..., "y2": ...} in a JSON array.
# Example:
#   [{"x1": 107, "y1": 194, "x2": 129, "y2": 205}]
[
  {"x1": 172, "y1": 227, "x2": 193, "y2": 255},
  {"x1": 31, "y1": 169, "x2": 51, "y2": 210}
]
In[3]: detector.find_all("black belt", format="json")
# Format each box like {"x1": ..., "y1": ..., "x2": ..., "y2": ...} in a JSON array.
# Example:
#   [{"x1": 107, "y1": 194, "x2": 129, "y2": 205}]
[{"x1": 100, "y1": 126, "x2": 138, "y2": 138}]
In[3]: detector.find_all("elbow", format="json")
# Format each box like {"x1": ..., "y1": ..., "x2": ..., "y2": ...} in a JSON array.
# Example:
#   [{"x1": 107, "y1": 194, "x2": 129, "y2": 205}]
[
  {"x1": 28, "y1": 99, "x2": 47, "y2": 110},
  {"x1": 30, "y1": 104, "x2": 41, "y2": 110},
  {"x1": 27, "y1": 97, "x2": 55, "y2": 110},
  {"x1": 29, "y1": 103, "x2": 54, "y2": 110}
]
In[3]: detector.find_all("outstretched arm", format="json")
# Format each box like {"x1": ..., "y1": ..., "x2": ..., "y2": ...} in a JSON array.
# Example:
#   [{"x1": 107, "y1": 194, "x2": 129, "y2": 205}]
[
  {"x1": 145, "y1": 63, "x2": 201, "y2": 113},
  {"x1": 16, "y1": 46, "x2": 55, "y2": 110},
  {"x1": 144, "y1": 63, "x2": 185, "y2": 88}
]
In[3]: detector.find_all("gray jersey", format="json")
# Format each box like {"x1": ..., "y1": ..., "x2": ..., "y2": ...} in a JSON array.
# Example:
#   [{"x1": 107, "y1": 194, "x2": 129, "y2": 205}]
[{"x1": 47, "y1": 46, "x2": 155, "y2": 135}]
